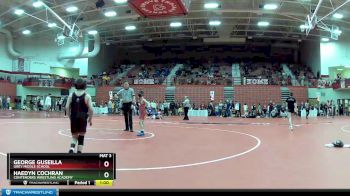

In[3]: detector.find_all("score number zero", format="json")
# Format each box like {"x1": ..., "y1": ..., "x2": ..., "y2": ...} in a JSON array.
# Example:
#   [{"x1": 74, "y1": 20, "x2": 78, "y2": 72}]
[{"x1": 99, "y1": 154, "x2": 113, "y2": 179}]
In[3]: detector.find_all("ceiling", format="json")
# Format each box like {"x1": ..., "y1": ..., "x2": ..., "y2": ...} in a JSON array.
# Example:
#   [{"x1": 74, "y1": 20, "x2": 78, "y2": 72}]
[{"x1": 0, "y1": 0, "x2": 350, "y2": 45}]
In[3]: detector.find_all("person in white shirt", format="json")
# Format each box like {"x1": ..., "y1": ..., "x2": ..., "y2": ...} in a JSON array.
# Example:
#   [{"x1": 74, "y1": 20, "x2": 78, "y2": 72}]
[
  {"x1": 243, "y1": 103, "x2": 248, "y2": 117},
  {"x1": 44, "y1": 94, "x2": 52, "y2": 117},
  {"x1": 235, "y1": 102, "x2": 241, "y2": 117},
  {"x1": 0, "y1": 96, "x2": 2, "y2": 110},
  {"x1": 7, "y1": 96, "x2": 11, "y2": 110},
  {"x1": 183, "y1": 96, "x2": 191, "y2": 120},
  {"x1": 108, "y1": 100, "x2": 113, "y2": 114}
]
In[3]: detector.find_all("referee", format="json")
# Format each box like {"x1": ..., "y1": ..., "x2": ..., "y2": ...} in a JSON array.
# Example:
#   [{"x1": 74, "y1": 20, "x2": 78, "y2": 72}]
[{"x1": 117, "y1": 81, "x2": 136, "y2": 132}]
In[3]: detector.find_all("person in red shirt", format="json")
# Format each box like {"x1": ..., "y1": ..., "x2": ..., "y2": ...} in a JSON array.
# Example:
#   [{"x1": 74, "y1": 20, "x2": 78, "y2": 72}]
[{"x1": 137, "y1": 91, "x2": 150, "y2": 137}]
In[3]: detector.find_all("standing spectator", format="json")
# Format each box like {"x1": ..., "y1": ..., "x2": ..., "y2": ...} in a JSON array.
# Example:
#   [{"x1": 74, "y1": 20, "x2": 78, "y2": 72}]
[
  {"x1": 339, "y1": 104, "x2": 344, "y2": 116},
  {"x1": 225, "y1": 100, "x2": 231, "y2": 117},
  {"x1": 258, "y1": 103, "x2": 262, "y2": 116},
  {"x1": 286, "y1": 93, "x2": 296, "y2": 131},
  {"x1": 159, "y1": 101, "x2": 164, "y2": 114},
  {"x1": 243, "y1": 103, "x2": 248, "y2": 117},
  {"x1": 163, "y1": 100, "x2": 169, "y2": 116},
  {"x1": 3, "y1": 96, "x2": 7, "y2": 110},
  {"x1": 117, "y1": 81, "x2": 136, "y2": 132},
  {"x1": 208, "y1": 101, "x2": 214, "y2": 116},
  {"x1": 7, "y1": 96, "x2": 11, "y2": 110},
  {"x1": 305, "y1": 100, "x2": 310, "y2": 119},
  {"x1": 0, "y1": 96, "x2": 2, "y2": 110},
  {"x1": 235, "y1": 102, "x2": 241, "y2": 117},
  {"x1": 218, "y1": 100, "x2": 223, "y2": 117},
  {"x1": 263, "y1": 105, "x2": 267, "y2": 117},
  {"x1": 183, "y1": 96, "x2": 190, "y2": 120},
  {"x1": 44, "y1": 94, "x2": 52, "y2": 117},
  {"x1": 268, "y1": 101, "x2": 274, "y2": 118},
  {"x1": 58, "y1": 98, "x2": 63, "y2": 111},
  {"x1": 108, "y1": 99, "x2": 113, "y2": 114},
  {"x1": 170, "y1": 101, "x2": 176, "y2": 116}
]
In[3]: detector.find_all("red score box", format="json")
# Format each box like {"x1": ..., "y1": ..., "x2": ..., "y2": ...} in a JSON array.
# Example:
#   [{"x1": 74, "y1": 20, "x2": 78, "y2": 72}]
[{"x1": 128, "y1": 0, "x2": 190, "y2": 18}]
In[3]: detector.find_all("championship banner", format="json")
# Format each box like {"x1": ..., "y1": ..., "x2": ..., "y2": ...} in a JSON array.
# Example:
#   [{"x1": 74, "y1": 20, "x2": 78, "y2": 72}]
[
  {"x1": 128, "y1": 0, "x2": 190, "y2": 18},
  {"x1": 109, "y1": 91, "x2": 113, "y2": 100},
  {"x1": 245, "y1": 78, "x2": 269, "y2": 85},
  {"x1": 18, "y1": 58, "x2": 25, "y2": 72}
]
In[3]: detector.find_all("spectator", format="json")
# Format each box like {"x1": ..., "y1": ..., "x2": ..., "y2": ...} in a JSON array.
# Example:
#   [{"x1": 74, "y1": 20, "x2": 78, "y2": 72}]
[
  {"x1": 243, "y1": 103, "x2": 248, "y2": 117},
  {"x1": 6, "y1": 96, "x2": 11, "y2": 110},
  {"x1": 108, "y1": 99, "x2": 113, "y2": 114},
  {"x1": 235, "y1": 102, "x2": 241, "y2": 117},
  {"x1": 218, "y1": 100, "x2": 223, "y2": 117}
]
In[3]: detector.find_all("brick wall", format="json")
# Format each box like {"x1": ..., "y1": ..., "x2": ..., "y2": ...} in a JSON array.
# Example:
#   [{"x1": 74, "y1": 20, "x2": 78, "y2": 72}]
[
  {"x1": 0, "y1": 81, "x2": 16, "y2": 98},
  {"x1": 96, "y1": 85, "x2": 308, "y2": 107},
  {"x1": 234, "y1": 85, "x2": 281, "y2": 107},
  {"x1": 96, "y1": 85, "x2": 166, "y2": 104},
  {"x1": 175, "y1": 85, "x2": 224, "y2": 105},
  {"x1": 288, "y1": 86, "x2": 308, "y2": 103}
]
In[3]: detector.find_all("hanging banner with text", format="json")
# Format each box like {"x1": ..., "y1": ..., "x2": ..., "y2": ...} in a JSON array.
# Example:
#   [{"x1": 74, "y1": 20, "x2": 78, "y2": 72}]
[
  {"x1": 134, "y1": 79, "x2": 155, "y2": 85},
  {"x1": 245, "y1": 78, "x2": 269, "y2": 85}
]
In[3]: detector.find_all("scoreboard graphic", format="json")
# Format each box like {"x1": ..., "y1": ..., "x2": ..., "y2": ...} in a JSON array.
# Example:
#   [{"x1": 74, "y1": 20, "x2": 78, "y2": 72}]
[{"x1": 7, "y1": 153, "x2": 116, "y2": 186}]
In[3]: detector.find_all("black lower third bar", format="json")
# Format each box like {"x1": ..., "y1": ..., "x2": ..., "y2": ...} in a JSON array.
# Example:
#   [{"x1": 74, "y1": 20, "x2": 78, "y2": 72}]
[{"x1": 10, "y1": 180, "x2": 95, "y2": 186}]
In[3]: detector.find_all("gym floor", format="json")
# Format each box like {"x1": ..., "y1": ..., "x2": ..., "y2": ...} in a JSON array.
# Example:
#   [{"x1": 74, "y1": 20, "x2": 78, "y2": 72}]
[{"x1": 0, "y1": 110, "x2": 349, "y2": 189}]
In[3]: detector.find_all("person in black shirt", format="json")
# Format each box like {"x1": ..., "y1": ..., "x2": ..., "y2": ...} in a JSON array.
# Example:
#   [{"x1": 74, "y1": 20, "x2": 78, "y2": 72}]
[
  {"x1": 66, "y1": 79, "x2": 93, "y2": 153},
  {"x1": 286, "y1": 93, "x2": 296, "y2": 131}
]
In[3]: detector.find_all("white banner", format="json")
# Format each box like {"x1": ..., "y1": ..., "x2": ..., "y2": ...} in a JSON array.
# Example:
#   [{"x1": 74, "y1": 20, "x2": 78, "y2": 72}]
[
  {"x1": 134, "y1": 79, "x2": 155, "y2": 85},
  {"x1": 109, "y1": 91, "x2": 113, "y2": 100},
  {"x1": 245, "y1": 78, "x2": 269, "y2": 85},
  {"x1": 210, "y1": 91, "x2": 215, "y2": 101}
]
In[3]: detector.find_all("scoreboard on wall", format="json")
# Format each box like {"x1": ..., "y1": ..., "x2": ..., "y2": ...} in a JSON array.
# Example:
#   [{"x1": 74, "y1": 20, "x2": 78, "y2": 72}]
[{"x1": 7, "y1": 153, "x2": 116, "y2": 186}]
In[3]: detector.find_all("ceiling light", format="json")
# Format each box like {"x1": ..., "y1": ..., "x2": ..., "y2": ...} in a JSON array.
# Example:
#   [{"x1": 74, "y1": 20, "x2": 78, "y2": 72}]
[
  {"x1": 104, "y1": 10, "x2": 117, "y2": 17},
  {"x1": 204, "y1": 2, "x2": 220, "y2": 9},
  {"x1": 337, "y1": 69, "x2": 344, "y2": 71},
  {"x1": 48, "y1": 23, "x2": 57, "y2": 28},
  {"x1": 257, "y1": 21, "x2": 269, "y2": 27},
  {"x1": 114, "y1": 0, "x2": 127, "y2": 3},
  {"x1": 321, "y1": 37, "x2": 330, "y2": 42},
  {"x1": 170, "y1": 22, "x2": 182, "y2": 27},
  {"x1": 333, "y1": 29, "x2": 342, "y2": 35},
  {"x1": 263, "y1": 3, "x2": 278, "y2": 10},
  {"x1": 300, "y1": 24, "x2": 309, "y2": 29},
  {"x1": 125, "y1": 25, "x2": 136, "y2": 31},
  {"x1": 66, "y1": 6, "x2": 78, "y2": 12},
  {"x1": 88, "y1": 30, "x2": 98, "y2": 35},
  {"x1": 333, "y1": 13, "x2": 343, "y2": 19},
  {"x1": 57, "y1": 35, "x2": 65, "y2": 40},
  {"x1": 14, "y1": 9, "x2": 24, "y2": 16},
  {"x1": 209, "y1": 20, "x2": 221, "y2": 26},
  {"x1": 33, "y1": 1, "x2": 43, "y2": 8},
  {"x1": 22, "y1": 30, "x2": 31, "y2": 35}
]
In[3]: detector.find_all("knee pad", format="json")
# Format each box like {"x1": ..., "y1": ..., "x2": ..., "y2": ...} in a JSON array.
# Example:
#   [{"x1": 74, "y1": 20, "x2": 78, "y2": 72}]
[{"x1": 78, "y1": 135, "x2": 85, "y2": 146}]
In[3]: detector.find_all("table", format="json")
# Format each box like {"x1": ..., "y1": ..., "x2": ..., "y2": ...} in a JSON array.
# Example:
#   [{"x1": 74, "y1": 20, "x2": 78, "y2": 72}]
[
  {"x1": 93, "y1": 107, "x2": 108, "y2": 114},
  {"x1": 301, "y1": 109, "x2": 318, "y2": 118},
  {"x1": 188, "y1": 109, "x2": 208, "y2": 117}
]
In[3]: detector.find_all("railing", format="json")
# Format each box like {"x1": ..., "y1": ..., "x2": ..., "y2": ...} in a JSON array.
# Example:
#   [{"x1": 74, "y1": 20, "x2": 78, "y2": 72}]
[
  {"x1": 174, "y1": 77, "x2": 233, "y2": 86},
  {"x1": 22, "y1": 78, "x2": 73, "y2": 89}
]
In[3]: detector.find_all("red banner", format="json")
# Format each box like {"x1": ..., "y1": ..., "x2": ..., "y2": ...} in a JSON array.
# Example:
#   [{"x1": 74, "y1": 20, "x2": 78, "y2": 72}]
[{"x1": 128, "y1": 0, "x2": 190, "y2": 18}]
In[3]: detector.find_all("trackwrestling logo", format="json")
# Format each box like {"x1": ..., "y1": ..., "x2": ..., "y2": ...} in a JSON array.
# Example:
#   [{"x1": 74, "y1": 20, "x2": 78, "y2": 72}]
[{"x1": 2, "y1": 189, "x2": 57, "y2": 196}]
